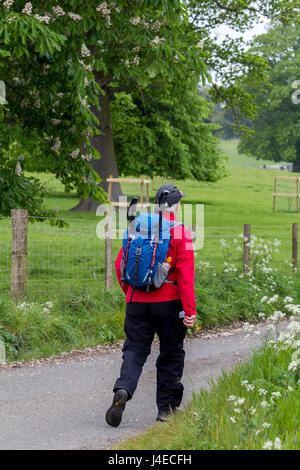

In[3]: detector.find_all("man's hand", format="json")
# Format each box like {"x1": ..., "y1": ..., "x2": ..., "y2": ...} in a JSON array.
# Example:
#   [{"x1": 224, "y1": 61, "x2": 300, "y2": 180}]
[{"x1": 183, "y1": 315, "x2": 196, "y2": 328}]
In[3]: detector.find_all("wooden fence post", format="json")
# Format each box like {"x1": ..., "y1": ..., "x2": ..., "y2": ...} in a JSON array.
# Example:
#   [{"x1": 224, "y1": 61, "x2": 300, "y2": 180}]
[
  {"x1": 105, "y1": 208, "x2": 113, "y2": 290},
  {"x1": 11, "y1": 209, "x2": 28, "y2": 298},
  {"x1": 292, "y1": 223, "x2": 298, "y2": 274},
  {"x1": 243, "y1": 224, "x2": 251, "y2": 274}
]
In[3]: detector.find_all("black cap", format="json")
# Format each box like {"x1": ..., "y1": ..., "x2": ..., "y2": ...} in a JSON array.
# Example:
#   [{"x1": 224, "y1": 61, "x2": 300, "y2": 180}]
[{"x1": 154, "y1": 184, "x2": 186, "y2": 207}]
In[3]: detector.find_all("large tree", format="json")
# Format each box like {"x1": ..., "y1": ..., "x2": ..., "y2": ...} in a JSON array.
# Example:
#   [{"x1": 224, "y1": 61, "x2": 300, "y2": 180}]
[
  {"x1": 238, "y1": 24, "x2": 300, "y2": 172},
  {"x1": 1, "y1": 1, "x2": 300, "y2": 214},
  {"x1": 110, "y1": 84, "x2": 224, "y2": 181}
]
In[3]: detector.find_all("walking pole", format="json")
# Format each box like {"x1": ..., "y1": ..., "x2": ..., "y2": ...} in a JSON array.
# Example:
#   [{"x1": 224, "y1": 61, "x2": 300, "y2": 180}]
[{"x1": 121, "y1": 197, "x2": 139, "y2": 285}]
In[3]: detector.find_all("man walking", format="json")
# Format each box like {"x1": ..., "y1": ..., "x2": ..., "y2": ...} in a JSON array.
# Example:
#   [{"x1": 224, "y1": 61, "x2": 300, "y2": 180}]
[{"x1": 105, "y1": 185, "x2": 196, "y2": 427}]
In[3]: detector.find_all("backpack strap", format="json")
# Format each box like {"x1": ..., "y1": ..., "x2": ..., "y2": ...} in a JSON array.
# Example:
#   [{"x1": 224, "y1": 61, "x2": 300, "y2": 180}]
[
  {"x1": 164, "y1": 266, "x2": 178, "y2": 286},
  {"x1": 162, "y1": 221, "x2": 183, "y2": 287},
  {"x1": 129, "y1": 244, "x2": 142, "y2": 302}
]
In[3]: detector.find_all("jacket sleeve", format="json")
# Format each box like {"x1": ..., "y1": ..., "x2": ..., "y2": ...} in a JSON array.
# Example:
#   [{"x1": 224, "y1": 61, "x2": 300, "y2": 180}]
[
  {"x1": 115, "y1": 247, "x2": 129, "y2": 295},
  {"x1": 174, "y1": 226, "x2": 196, "y2": 317}
]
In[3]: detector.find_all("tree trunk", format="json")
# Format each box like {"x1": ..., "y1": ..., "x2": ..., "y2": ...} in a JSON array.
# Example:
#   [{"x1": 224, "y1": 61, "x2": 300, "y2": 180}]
[
  {"x1": 293, "y1": 161, "x2": 300, "y2": 173},
  {"x1": 71, "y1": 86, "x2": 123, "y2": 212}
]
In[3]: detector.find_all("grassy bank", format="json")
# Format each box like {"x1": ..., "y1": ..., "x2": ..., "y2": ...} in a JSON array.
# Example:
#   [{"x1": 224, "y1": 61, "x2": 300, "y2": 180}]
[
  {"x1": 0, "y1": 287, "x2": 125, "y2": 361},
  {"x1": 116, "y1": 315, "x2": 300, "y2": 450}
]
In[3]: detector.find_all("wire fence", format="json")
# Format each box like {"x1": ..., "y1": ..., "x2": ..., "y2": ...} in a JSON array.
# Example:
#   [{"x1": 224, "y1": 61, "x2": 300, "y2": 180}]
[
  {"x1": 0, "y1": 212, "x2": 298, "y2": 297},
  {"x1": 0, "y1": 215, "x2": 108, "y2": 294}
]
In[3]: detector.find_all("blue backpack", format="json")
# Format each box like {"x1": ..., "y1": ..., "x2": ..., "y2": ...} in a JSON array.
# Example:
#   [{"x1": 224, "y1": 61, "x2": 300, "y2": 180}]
[{"x1": 121, "y1": 212, "x2": 181, "y2": 302}]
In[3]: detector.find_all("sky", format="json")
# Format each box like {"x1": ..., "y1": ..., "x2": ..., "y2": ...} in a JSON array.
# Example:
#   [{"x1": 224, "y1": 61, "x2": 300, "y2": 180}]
[
  {"x1": 215, "y1": 17, "x2": 269, "y2": 43},
  {"x1": 211, "y1": 18, "x2": 270, "y2": 83}
]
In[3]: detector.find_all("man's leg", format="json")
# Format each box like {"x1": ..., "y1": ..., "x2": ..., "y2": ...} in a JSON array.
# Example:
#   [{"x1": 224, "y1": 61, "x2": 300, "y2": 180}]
[
  {"x1": 152, "y1": 300, "x2": 187, "y2": 414},
  {"x1": 113, "y1": 301, "x2": 155, "y2": 399}
]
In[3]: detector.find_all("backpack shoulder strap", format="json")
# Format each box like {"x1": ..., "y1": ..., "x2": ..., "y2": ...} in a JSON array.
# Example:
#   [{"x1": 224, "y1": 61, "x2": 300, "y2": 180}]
[{"x1": 169, "y1": 220, "x2": 183, "y2": 229}]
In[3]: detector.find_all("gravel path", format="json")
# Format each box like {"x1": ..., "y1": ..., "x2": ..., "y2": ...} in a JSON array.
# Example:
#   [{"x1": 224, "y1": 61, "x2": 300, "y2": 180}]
[{"x1": 0, "y1": 325, "x2": 265, "y2": 450}]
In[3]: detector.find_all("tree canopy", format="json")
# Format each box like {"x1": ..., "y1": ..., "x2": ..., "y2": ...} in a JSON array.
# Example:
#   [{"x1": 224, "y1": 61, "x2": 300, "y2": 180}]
[
  {"x1": 238, "y1": 23, "x2": 300, "y2": 171},
  {"x1": 1, "y1": 1, "x2": 300, "y2": 214}
]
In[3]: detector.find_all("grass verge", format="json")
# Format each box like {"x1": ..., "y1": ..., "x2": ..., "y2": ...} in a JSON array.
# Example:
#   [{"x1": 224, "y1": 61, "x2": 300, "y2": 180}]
[{"x1": 115, "y1": 324, "x2": 300, "y2": 450}]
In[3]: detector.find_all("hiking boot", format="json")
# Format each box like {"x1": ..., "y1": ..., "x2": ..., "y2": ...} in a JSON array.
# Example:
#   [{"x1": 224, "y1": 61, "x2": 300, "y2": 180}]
[
  {"x1": 105, "y1": 389, "x2": 128, "y2": 427},
  {"x1": 156, "y1": 410, "x2": 171, "y2": 422},
  {"x1": 156, "y1": 408, "x2": 180, "y2": 422}
]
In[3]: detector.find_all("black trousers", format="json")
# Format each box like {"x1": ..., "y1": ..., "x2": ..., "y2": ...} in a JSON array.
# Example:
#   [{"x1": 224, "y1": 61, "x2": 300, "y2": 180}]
[{"x1": 113, "y1": 299, "x2": 187, "y2": 412}]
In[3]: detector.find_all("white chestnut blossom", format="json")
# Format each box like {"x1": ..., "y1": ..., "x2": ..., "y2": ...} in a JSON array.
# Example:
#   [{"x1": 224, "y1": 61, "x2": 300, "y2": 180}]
[
  {"x1": 67, "y1": 12, "x2": 83, "y2": 22},
  {"x1": 7, "y1": 14, "x2": 16, "y2": 23},
  {"x1": 151, "y1": 20, "x2": 164, "y2": 32},
  {"x1": 35, "y1": 14, "x2": 51, "y2": 24},
  {"x1": 52, "y1": 6, "x2": 65, "y2": 17},
  {"x1": 82, "y1": 154, "x2": 93, "y2": 161},
  {"x1": 51, "y1": 119, "x2": 61, "y2": 126},
  {"x1": 96, "y1": 3, "x2": 111, "y2": 25},
  {"x1": 3, "y1": 0, "x2": 14, "y2": 10},
  {"x1": 51, "y1": 137, "x2": 61, "y2": 152},
  {"x1": 196, "y1": 40, "x2": 204, "y2": 49},
  {"x1": 22, "y1": 2, "x2": 33, "y2": 15},
  {"x1": 81, "y1": 44, "x2": 91, "y2": 58},
  {"x1": 69, "y1": 148, "x2": 80, "y2": 158}
]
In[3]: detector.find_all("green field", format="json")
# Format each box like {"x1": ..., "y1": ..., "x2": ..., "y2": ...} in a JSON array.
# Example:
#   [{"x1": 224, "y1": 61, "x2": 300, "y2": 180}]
[{"x1": 1, "y1": 139, "x2": 298, "y2": 293}]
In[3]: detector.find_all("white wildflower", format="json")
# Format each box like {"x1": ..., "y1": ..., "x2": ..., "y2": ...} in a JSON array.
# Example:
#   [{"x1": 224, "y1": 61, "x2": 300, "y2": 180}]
[
  {"x1": 263, "y1": 440, "x2": 273, "y2": 450},
  {"x1": 262, "y1": 422, "x2": 271, "y2": 428},
  {"x1": 196, "y1": 40, "x2": 204, "y2": 49},
  {"x1": 227, "y1": 395, "x2": 236, "y2": 402},
  {"x1": 151, "y1": 36, "x2": 165, "y2": 45},
  {"x1": 130, "y1": 17, "x2": 141, "y2": 26},
  {"x1": 288, "y1": 361, "x2": 298, "y2": 372},
  {"x1": 274, "y1": 437, "x2": 282, "y2": 450}
]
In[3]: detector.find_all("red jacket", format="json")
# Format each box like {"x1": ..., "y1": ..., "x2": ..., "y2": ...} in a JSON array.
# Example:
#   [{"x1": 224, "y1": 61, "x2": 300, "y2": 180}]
[{"x1": 115, "y1": 211, "x2": 196, "y2": 317}]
